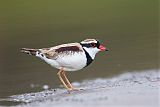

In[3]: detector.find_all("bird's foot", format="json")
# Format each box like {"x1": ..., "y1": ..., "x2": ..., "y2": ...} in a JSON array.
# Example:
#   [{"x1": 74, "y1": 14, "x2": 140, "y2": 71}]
[
  {"x1": 72, "y1": 88, "x2": 84, "y2": 91},
  {"x1": 67, "y1": 88, "x2": 84, "y2": 93}
]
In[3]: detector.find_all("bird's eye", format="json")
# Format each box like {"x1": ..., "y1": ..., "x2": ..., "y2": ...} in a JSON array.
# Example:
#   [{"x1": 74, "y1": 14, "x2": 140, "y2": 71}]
[{"x1": 90, "y1": 43, "x2": 96, "y2": 47}]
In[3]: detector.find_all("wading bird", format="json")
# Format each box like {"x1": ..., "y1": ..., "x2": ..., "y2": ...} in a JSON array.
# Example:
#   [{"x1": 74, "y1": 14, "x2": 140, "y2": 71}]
[{"x1": 21, "y1": 39, "x2": 108, "y2": 91}]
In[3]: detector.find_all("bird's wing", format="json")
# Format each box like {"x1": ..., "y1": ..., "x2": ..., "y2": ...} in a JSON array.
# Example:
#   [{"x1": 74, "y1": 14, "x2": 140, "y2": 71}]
[{"x1": 40, "y1": 43, "x2": 83, "y2": 59}]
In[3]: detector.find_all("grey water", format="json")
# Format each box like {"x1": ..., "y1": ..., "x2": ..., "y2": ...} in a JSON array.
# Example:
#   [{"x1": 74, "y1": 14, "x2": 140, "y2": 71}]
[{"x1": 0, "y1": 0, "x2": 159, "y2": 106}]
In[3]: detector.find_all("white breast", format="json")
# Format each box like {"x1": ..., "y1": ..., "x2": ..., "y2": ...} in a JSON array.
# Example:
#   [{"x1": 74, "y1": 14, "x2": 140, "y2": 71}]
[
  {"x1": 36, "y1": 51, "x2": 87, "y2": 71},
  {"x1": 56, "y1": 52, "x2": 87, "y2": 71}
]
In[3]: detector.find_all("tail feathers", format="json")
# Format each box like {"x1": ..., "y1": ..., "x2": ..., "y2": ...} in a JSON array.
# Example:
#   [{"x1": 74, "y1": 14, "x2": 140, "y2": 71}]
[{"x1": 21, "y1": 48, "x2": 38, "y2": 56}]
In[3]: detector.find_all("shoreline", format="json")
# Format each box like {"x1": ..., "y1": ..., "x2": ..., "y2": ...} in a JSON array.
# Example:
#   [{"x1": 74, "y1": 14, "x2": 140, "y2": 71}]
[{"x1": 1, "y1": 69, "x2": 160, "y2": 107}]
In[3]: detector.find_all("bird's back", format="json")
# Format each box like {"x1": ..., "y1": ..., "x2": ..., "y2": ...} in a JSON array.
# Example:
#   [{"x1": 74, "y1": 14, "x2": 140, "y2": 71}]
[{"x1": 21, "y1": 43, "x2": 87, "y2": 71}]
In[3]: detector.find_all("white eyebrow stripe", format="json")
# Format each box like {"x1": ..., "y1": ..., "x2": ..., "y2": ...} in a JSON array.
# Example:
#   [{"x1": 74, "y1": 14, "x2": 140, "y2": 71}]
[{"x1": 80, "y1": 39, "x2": 97, "y2": 44}]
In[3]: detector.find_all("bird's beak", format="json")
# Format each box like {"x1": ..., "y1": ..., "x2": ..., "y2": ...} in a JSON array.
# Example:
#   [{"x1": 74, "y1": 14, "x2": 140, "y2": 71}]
[{"x1": 99, "y1": 45, "x2": 109, "y2": 51}]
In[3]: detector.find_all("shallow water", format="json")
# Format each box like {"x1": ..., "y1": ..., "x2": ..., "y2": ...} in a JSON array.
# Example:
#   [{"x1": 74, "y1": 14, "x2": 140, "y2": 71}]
[{"x1": 0, "y1": 0, "x2": 159, "y2": 106}]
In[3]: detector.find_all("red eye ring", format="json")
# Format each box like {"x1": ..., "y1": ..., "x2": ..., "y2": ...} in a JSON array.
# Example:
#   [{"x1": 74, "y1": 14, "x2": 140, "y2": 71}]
[{"x1": 91, "y1": 43, "x2": 96, "y2": 47}]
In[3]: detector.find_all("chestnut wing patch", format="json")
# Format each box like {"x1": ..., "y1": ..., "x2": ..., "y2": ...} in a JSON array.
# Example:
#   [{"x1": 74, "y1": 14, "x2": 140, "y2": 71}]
[
  {"x1": 55, "y1": 46, "x2": 81, "y2": 53},
  {"x1": 43, "y1": 45, "x2": 82, "y2": 59}
]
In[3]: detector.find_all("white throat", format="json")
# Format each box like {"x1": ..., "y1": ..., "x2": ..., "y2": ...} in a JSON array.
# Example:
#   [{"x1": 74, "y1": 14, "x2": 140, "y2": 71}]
[{"x1": 83, "y1": 47, "x2": 99, "y2": 59}]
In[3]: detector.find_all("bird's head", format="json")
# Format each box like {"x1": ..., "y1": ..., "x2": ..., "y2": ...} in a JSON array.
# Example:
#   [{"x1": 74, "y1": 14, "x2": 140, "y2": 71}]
[{"x1": 80, "y1": 39, "x2": 109, "y2": 59}]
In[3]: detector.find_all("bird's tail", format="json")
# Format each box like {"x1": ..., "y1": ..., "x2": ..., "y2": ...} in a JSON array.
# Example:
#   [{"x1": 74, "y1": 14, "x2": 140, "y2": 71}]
[{"x1": 21, "y1": 48, "x2": 38, "y2": 56}]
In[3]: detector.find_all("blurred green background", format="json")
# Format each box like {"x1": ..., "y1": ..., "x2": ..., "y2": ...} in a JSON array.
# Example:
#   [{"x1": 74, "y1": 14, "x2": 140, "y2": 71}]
[{"x1": 0, "y1": 0, "x2": 158, "y2": 100}]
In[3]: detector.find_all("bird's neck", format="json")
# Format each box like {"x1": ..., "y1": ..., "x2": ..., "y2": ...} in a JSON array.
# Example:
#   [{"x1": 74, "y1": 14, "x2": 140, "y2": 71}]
[
  {"x1": 83, "y1": 48, "x2": 93, "y2": 67},
  {"x1": 82, "y1": 47, "x2": 97, "y2": 60}
]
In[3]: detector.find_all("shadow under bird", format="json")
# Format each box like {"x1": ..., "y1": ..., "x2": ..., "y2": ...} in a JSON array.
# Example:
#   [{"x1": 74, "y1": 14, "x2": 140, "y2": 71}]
[{"x1": 21, "y1": 39, "x2": 109, "y2": 91}]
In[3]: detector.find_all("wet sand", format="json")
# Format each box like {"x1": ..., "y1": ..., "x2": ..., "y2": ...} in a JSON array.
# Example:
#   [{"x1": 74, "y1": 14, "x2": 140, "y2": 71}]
[{"x1": 2, "y1": 69, "x2": 160, "y2": 107}]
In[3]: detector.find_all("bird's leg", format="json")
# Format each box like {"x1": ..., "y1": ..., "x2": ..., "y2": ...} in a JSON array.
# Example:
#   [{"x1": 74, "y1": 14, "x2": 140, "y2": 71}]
[
  {"x1": 57, "y1": 69, "x2": 72, "y2": 90},
  {"x1": 57, "y1": 69, "x2": 81, "y2": 91},
  {"x1": 61, "y1": 71, "x2": 74, "y2": 89},
  {"x1": 61, "y1": 71, "x2": 81, "y2": 91}
]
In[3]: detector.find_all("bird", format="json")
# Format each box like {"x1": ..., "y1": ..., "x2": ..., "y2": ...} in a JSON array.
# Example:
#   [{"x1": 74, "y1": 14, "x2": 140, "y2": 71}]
[{"x1": 21, "y1": 39, "x2": 109, "y2": 91}]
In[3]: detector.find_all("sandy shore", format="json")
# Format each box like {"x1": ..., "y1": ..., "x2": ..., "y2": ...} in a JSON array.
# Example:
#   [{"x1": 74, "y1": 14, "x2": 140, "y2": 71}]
[{"x1": 2, "y1": 69, "x2": 160, "y2": 107}]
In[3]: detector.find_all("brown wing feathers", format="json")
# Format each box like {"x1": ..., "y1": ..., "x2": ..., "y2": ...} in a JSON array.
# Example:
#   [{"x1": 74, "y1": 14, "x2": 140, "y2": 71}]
[
  {"x1": 44, "y1": 46, "x2": 82, "y2": 59},
  {"x1": 21, "y1": 44, "x2": 82, "y2": 58},
  {"x1": 55, "y1": 46, "x2": 81, "y2": 53}
]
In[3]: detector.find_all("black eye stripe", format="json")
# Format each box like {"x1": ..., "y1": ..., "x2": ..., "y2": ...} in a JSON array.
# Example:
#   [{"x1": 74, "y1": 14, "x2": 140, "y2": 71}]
[
  {"x1": 80, "y1": 42, "x2": 100, "y2": 48},
  {"x1": 91, "y1": 43, "x2": 96, "y2": 47},
  {"x1": 80, "y1": 43, "x2": 91, "y2": 48}
]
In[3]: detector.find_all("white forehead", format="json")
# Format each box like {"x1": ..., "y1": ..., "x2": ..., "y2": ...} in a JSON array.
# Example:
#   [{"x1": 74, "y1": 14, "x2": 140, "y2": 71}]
[{"x1": 80, "y1": 39, "x2": 97, "y2": 44}]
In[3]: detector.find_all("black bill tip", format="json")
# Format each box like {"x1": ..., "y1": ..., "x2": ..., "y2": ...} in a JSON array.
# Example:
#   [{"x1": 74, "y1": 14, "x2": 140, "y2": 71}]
[{"x1": 105, "y1": 49, "x2": 109, "y2": 51}]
